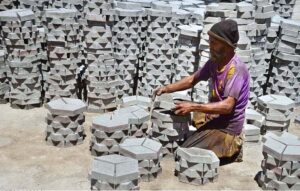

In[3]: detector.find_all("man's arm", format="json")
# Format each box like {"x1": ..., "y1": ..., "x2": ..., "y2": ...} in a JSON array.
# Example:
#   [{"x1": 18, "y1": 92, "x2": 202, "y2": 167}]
[
  {"x1": 174, "y1": 96, "x2": 236, "y2": 115},
  {"x1": 156, "y1": 73, "x2": 198, "y2": 95}
]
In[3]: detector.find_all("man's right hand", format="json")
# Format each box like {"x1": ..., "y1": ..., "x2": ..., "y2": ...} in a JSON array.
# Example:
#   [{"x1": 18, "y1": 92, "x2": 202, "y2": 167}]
[{"x1": 154, "y1": 86, "x2": 168, "y2": 96}]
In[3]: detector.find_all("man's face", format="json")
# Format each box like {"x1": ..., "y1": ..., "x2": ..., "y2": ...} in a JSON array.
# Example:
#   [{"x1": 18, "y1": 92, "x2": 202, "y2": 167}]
[{"x1": 209, "y1": 36, "x2": 227, "y2": 64}]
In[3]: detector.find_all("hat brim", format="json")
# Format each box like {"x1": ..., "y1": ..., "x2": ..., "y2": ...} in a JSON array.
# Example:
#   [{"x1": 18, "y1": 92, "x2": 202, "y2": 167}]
[{"x1": 208, "y1": 30, "x2": 236, "y2": 49}]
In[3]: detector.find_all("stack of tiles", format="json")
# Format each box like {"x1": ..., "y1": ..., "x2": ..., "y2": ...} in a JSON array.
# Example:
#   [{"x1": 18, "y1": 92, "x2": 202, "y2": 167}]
[
  {"x1": 119, "y1": 137, "x2": 163, "y2": 182},
  {"x1": 19, "y1": 0, "x2": 50, "y2": 26},
  {"x1": 0, "y1": 50, "x2": 9, "y2": 103},
  {"x1": 50, "y1": 0, "x2": 84, "y2": 19},
  {"x1": 90, "y1": 111, "x2": 129, "y2": 156},
  {"x1": 138, "y1": 4, "x2": 175, "y2": 97},
  {"x1": 234, "y1": 2, "x2": 257, "y2": 107},
  {"x1": 0, "y1": 0, "x2": 18, "y2": 11},
  {"x1": 0, "y1": 9, "x2": 43, "y2": 109},
  {"x1": 175, "y1": 147, "x2": 220, "y2": 185},
  {"x1": 175, "y1": 24, "x2": 202, "y2": 99},
  {"x1": 264, "y1": 16, "x2": 282, "y2": 95},
  {"x1": 90, "y1": 154, "x2": 139, "y2": 190},
  {"x1": 272, "y1": 0, "x2": 295, "y2": 19},
  {"x1": 249, "y1": 44, "x2": 268, "y2": 108},
  {"x1": 83, "y1": 0, "x2": 119, "y2": 112},
  {"x1": 268, "y1": 19, "x2": 300, "y2": 101},
  {"x1": 257, "y1": 94, "x2": 294, "y2": 133},
  {"x1": 251, "y1": 0, "x2": 274, "y2": 104},
  {"x1": 50, "y1": 0, "x2": 84, "y2": 47},
  {"x1": 121, "y1": 95, "x2": 151, "y2": 109},
  {"x1": 243, "y1": 124, "x2": 261, "y2": 143},
  {"x1": 153, "y1": 2, "x2": 192, "y2": 82},
  {"x1": 252, "y1": 0, "x2": 274, "y2": 46},
  {"x1": 112, "y1": 2, "x2": 147, "y2": 97},
  {"x1": 83, "y1": 0, "x2": 114, "y2": 16},
  {"x1": 150, "y1": 94, "x2": 191, "y2": 156},
  {"x1": 19, "y1": 0, "x2": 50, "y2": 94},
  {"x1": 183, "y1": 7, "x2": 205, "y2": 26},
  {"x1": 235, "y1": 2, "x2": 256, "y2": 42},
  {"x1": 45, "y1": 98, "x2": 87, "y2": 147},
  {"x1": 44, "y1": 8, "x2": 80, "y2": 101},
  {"x1": 121, "y1": 106, "x2": 150, "y2": 138},
  {"x1": 257, "y1": 131, "x2": 300, "y2": 190},
  {"x1": 245, "y1": 108, "x2": 265, "y2": 133},
  {"x1": 90, "y1": 106, "x2": 150, "y2": 156},
  {"x1": 265, "y1": 15, "x2": 282, "y2": 63},
  {"x1": 150, "y1": 1, "x2": 191, "y2": 27}
]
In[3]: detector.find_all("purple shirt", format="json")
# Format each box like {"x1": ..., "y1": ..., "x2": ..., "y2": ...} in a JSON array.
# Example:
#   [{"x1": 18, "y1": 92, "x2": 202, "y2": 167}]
[{"x1": 194, "y1": 55, "x2": 250, "y2": 135}]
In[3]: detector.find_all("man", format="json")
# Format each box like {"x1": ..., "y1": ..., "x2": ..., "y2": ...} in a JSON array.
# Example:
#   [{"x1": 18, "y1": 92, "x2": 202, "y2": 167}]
[{"x1": 155, "y1": 19, "x2": 250, "y2": 162}]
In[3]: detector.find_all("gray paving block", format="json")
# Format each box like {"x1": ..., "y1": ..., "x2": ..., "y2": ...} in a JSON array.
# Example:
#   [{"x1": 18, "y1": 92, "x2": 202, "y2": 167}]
[
  {"x1": 176, "y1": 147, "x2": 220, "y2": 165},
  {"x1": 245, "y1": 108, "x2": 265, "y2": 122},
  {"x1": 91, "y1": 154, "x2": 139, "y2": 185},
  {"x1": 244, "y1": 134, "x2": 260, "y2": 142},
  {"x1": 46, "y1": 98, "x2": 87, "y2": 116},
  {"x1": 263, "y1": 131, "x2": 300, "y2": 161},
  {"x1": 295, "y1": 115, "x2": 300, "y2": 124},
  {"x1": 258, "y1": 95, "x2": 294, "y2": 111},
  {"x1": 244, "y1": 124, "x2": 260, "y2": 136},
  {"x1": 120, "y1": 138, "x2": 162, "y2": 160},
  {"x1": 154, "y1": 94, "x2": 176, "y2": 110},
  {"x1": 92, "y1": 113, "x2": 129, "y2": 133}
]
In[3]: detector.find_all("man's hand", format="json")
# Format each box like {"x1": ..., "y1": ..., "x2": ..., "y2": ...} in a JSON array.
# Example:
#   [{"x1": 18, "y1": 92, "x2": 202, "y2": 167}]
[
  {"x1": 154, "y1": 86, "x2": 168, "y2": 96},
  {"x1": 173, "y1": 101, "x2": 195, "y2": 115}
]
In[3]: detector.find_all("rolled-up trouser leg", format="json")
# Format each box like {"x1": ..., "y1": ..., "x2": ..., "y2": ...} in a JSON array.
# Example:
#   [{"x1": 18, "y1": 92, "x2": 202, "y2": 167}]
[{"x1": 181, "y1": 128, "x2": 243, "y2": 159}]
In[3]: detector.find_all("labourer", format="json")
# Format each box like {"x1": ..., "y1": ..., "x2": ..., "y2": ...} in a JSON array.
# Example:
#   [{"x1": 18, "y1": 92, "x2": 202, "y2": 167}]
[{"x1": 155, "y1": 19, "x2": 250, "y2": 162}]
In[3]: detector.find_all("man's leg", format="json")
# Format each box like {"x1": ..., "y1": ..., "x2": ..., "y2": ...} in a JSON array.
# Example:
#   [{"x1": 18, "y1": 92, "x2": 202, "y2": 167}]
[
  {"x1": 181, "y1": 127, "x2": 243, "y2": 160},
  {"x1": 192, "y1": 112, "x2": 206, "y2": 128}
]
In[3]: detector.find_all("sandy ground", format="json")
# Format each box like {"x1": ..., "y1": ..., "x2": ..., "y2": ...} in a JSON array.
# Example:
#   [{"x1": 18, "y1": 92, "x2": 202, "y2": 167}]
[{"x1": 0, "y1": 103, "x2": 299, "y2": 190}]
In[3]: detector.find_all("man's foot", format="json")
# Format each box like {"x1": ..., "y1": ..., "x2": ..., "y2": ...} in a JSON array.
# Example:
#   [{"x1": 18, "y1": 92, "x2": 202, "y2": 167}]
[{"x1": 234, "y1": 146, "x2": 243, "y2": 162}]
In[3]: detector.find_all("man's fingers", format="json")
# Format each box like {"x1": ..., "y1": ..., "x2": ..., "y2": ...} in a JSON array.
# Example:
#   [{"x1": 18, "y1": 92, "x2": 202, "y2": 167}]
[
  {"x1": 174, "y1": 109, "x2": 181, "y2": 115},
  {"x1": 154, "y1": 87, "x2": 164, "y2": 96},
  {"x1": 157, "y1": 89, "x2": 163, "y2": 96}
]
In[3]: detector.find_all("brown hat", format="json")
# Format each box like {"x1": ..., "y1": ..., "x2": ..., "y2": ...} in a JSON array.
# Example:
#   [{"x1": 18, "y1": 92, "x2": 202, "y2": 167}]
[{"x1": 208, "y1": 19, "x2": 239, "y2": 48}]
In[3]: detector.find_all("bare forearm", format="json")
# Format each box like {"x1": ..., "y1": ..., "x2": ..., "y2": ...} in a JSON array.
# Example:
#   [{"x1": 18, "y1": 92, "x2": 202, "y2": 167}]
[
  {"x1": 165, "y1": 75, "x2": 196, "y2": 93},
  {"x1": 191, "y1": 100, "x2": 234, "y2": 115}
]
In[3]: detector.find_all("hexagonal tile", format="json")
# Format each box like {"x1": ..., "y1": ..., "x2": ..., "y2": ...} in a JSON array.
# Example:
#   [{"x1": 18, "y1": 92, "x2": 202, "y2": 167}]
[
  {"x1": 263, "y1": 132, "x2": 300, "y2": 161},
  {"x1": 176, "y1": 147, "x2": 220, "y2": 165},
  {"x1": 244, "y1": 124, "x2": 260, "y2": 136},
  {"x1": 258, "y1": 94, "x2": 294, "y2": 110},
  {"x1": 92, "y1": 113, "x2": 129, "y2": 133},
  {"x1": 120, "y1": 138, "x2": 162, "y2": 160},
  {"x1": 45, "y1": 98, "x2": 87, "y2": 116},
  {"x1": 91, "y1": 154, "x2": 139, "y2": 184},
  {"x1": 0, "y1": 9, "x2": 34, "y2": 22}
]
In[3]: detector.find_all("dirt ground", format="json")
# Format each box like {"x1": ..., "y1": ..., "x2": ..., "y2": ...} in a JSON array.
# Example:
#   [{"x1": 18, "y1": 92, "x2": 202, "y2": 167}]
[{"x1": 0, "y1": 103, "x2": 299, "y2": 190}]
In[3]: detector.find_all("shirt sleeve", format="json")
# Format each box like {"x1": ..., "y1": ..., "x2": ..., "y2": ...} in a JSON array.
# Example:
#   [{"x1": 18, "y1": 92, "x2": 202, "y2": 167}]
[
  {"x1": 223, "y1": 69, "x2": 247, "y2": 100},
  {"x1": 194, "y1": 61, "x2": 211, "y2": 82}
]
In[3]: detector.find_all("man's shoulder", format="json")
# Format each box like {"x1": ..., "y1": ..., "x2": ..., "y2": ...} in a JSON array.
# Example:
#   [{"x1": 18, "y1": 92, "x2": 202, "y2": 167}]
[{"x1": 231, "y1": 55, "x2": 249, "y2": 75}]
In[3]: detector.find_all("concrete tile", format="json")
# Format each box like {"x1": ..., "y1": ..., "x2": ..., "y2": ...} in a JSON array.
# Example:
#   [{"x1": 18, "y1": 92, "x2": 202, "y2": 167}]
[
  {"x1": 46, "y1": 98, "x2": 87, "y2": 116},
  {"x1": 91, "y1": 154, "x2": 139, "y2": 184},
  {"x1": 176, "y1": 147, "x2": 220, "y2": 165}
]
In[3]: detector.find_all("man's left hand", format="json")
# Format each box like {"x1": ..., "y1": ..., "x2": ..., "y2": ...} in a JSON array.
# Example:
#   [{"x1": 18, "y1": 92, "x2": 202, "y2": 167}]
[{"x1": 173, "y1": 101, "x2": 195, "y2": 115}]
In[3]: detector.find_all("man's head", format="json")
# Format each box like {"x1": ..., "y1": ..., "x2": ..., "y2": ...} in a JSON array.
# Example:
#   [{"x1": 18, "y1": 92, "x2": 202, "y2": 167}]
[{"x1": 208, "y1": 19, "x2": 239, "y2": 64}]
